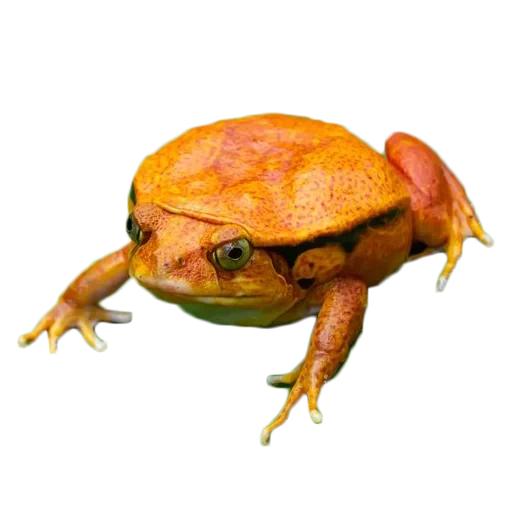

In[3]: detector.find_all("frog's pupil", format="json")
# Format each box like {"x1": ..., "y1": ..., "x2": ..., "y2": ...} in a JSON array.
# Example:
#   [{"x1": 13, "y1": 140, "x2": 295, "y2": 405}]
[
  {"x1": 228, "y1": 247, "x2": 243, "y2": 260},
  {"x1": 126, "y1": 217, "x2": 133, "y2": 233}
]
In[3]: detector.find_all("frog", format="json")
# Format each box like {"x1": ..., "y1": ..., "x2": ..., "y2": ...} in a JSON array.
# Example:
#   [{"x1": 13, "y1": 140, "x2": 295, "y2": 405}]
[{"x1": 18, "y1": 114, "x2": 492, "y2": 445}]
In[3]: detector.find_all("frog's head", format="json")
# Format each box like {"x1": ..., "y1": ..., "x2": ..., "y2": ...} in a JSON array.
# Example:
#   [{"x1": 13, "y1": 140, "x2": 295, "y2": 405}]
[{"x1": 126, "y1": 203, "x2": 296, "y2": 325}]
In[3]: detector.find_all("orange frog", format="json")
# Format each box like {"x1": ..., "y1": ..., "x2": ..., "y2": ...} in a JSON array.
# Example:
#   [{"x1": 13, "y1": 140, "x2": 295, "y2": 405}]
[{"x1": 19, "y1": 114, "x2": 492, "y2": 444}]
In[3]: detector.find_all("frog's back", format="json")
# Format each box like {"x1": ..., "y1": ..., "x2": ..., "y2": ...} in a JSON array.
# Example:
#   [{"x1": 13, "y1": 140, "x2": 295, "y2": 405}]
[{"x1": 133, "y1": 114, "x2": 409, "y2": 246}]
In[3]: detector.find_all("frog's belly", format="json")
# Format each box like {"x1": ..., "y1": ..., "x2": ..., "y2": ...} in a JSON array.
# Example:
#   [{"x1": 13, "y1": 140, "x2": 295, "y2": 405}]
[
  {"x1": 268, "y1": 303, "x2": 320, "y2": 327},
  {"x1": 179, "y1": 303, "x2": 289, "y2": 327}
]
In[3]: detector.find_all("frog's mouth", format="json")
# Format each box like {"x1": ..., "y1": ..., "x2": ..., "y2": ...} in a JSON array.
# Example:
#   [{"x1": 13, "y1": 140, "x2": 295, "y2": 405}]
[
  {"x1": 162, "y1": 292, "x2": 269, "y2": 307},
  {"x1": 133, "y1": 272, "x2": 295, "y2": 326},
  {"x1": 137, "y1": 279, "x2": 274, "y2": 308}
]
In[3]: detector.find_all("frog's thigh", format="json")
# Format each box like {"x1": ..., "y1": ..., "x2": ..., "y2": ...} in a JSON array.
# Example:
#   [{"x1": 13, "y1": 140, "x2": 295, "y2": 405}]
[
  {"x1": 385, "y1": 132, "x2": 491, "y2": 290},
  {"x1": 261, "y1": 277, "x2": 367, "y2": 444}
]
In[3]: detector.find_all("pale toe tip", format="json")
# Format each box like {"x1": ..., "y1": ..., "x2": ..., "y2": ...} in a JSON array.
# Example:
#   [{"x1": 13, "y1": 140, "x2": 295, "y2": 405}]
[
  {"x1": 95, "y1": 341, "x2": 108, "y2": 352},
  {"x1": 310, "y1": 409, "x2": 323, "y2": 424},
  {"x1": 111, "y1": 311, "x2": 132, "y2": 323},
  {"x1": 260, "y1": 429, "x2": 271, "y2": 446},
  {"x1": 436, "y1": 276, "x2": 448, "y2": 292},
  {"x1": 18, "y1": 336, "x2": 28, "y2": 348},
  {"x1": 266, "y1": 375, "x2": 279, "y2": 386},
  {"x1": 483, "y1": 233, "x2": 494, "y2": 247}
]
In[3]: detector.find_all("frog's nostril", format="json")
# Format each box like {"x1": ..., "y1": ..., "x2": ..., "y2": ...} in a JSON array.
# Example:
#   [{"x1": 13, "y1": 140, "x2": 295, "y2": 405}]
[{"x1": 176, "y1": 257, "x2": 185, "y2": 267}]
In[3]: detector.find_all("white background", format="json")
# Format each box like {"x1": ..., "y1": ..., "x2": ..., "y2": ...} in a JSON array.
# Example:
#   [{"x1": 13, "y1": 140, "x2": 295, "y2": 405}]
[{"x1": 1, "y1": 1, "x2": 511, "y2": 511}]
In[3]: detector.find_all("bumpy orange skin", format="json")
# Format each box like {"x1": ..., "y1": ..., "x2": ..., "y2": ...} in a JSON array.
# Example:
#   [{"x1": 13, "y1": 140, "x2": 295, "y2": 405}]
[
  {"x1": 385, "y1": 132, "x2": 491, "y2": 290},
  {"x1": 126, "y1": 114, "x2": 418, "y2": 330},
  {"x1": 386, "y1": 132, "x2": 453, "y2": 247},
  {"x1": 133, "y1": 114, "x2": 410, "y2": 246},
  {"x1": 129, "y1": 204, "x2": 295, "y2": 326},
  {"x1": 19, "y1": 114, "x2": 491, "y2": 444}
]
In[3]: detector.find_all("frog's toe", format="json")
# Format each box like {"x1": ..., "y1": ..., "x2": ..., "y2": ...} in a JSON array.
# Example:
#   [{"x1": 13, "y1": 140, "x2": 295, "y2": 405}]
[
  {"x1": 96, "y1": 309, "x2": 132, "y2": 324},
  {"x1": 304, "y1": 384, "x2": 323, "y2": 424},
  {"x1": 266, "y1": 362, "x2": 303, "y2": 388},
  {"x1": 78, "y1": 307, "x2": 131, "y2": 351},
  {"x1": 18, "y1": 317, "x2": 52, "y2": 348},
  {"x1": 260, "y1": 427, "x2": 272, "y2": 446},
  {"x1": 261, "y1": 409, "x2": 291, "y2": 446},
  {"x1": 78, "y1": 322, "x2": 108, "y2": 352},
  {"x1": 261, "y1": 378, "x2": 307, "y2": 445},
  {"x1": 96, "y1": 340, "x2": 108, "y2": 352},
  {"x1": 309, "y1": 408, "x2": 323, "y2": 424},
  {"x1": 48, "y1": 348, "x2": 64, "y2": 358},
  {"x1": 436, "y1": 275, "x2": 449, "y2": 292},
  {"x1": 266, "y1": 374, "x2": 291, "y2": 387},
  {"x1": 48, "y1": 324, "x2": 67, "y2": 354},
  {"x1": 481, "y1": 232, "x2": 494, "y2": 247},
  {"x1": 267, "y1": 375, "x2": 283, "y2": 386},
  {"x1": 18, "y1": 335, "x2": 29, "y2": 350}
]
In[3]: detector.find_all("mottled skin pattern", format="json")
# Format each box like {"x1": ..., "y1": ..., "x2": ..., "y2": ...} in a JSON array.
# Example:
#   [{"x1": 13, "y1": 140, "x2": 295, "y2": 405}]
[
  {"x1": 19, "y1": 114, "x2": 491, "y2": 445},
  {"x1": 134, "y1": 114, "x2": 410, "y2": 245}
]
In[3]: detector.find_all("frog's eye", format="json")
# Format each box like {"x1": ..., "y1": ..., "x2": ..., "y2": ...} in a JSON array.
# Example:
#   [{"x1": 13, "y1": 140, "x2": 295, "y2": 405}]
[
  {"x1": 126, "y1": 214, "x2": 144, "y2": 244},
  {"x1": 213, "y1": 239, "x2": 253, "y2": 271}
]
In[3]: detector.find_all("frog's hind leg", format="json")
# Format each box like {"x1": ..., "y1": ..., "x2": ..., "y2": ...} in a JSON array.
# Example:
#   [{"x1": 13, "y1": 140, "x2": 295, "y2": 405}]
[
  {"x1": 385, "y1": 133, "x2": 492, "y2": 291},
  {"x1": 439, "y1": 164, "x2": 494, "y2": 290},
  {"x1": 442, "y1": 164, "x2": 493, "y2": 246}
]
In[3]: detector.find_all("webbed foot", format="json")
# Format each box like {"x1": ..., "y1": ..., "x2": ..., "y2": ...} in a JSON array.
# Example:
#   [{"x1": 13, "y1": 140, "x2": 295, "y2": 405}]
[{"x1": 19, "y1": 301, "x2": 132, "y2": 353}]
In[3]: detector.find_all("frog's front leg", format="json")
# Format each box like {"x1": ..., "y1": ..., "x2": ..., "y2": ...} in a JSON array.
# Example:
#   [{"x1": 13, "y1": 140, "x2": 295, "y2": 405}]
[
  {"x1": 19, "y1": 244, "x2": 132, "y2": 353},
  {"x1": 261, "y1": 277, "x2": 367, "y2": 445},
  {"x1": 385, "y1": 133, "x2": 492, "y2": 290}
]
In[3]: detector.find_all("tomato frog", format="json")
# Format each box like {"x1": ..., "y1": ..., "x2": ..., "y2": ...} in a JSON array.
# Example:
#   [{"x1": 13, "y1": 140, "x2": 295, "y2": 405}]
[{"x1": 19, "y1": 114, "x2": 492, "y2": 445}]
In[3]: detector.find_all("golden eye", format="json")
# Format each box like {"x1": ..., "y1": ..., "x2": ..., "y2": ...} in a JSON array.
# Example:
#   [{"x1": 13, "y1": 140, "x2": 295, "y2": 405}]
[
  {"x1": 126, "y1": 214, "x2": 144, "y2": 244},
  {"x1": 214, "y1": 239, "x2": 253, "y2": 270}
]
